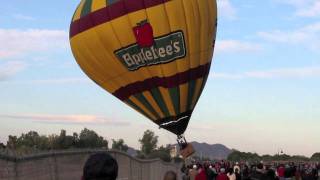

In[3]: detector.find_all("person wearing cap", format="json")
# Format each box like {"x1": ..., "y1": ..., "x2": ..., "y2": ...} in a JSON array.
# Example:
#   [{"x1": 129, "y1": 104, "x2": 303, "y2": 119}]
[{"x1": 82, "y1": 152, "x2": 118, "y2": 180}]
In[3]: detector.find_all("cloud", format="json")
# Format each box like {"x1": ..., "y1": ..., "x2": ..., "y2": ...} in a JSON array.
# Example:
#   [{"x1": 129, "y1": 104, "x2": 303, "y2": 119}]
[
  {"x1": 12, "y1": 14, "x2": 36, "y2": 21},
  {"x1": 0, "y1": 114, "x2": 130, "y2": 126},
  {"x1": 215, "y1": 40, "x2": 262, "y2": 54},
  {"x1": 0, "y1": 77, "x2": 91, "y2": 85},
  {"x1": 212, "y1": 66, "x2": 320, "y2": 79},
  {"x1": 217, "y1": 0, "x2": 237, "y2": 20},
  {"x1": 296, "y1": 1, "x2": 320, "y2": 17},
  {"x1": 274, "y1": 0, "x2": 320, "y2": 17},
  {"x1": 0, "y1": 29, "x2": 68, "y2": 59},
  {"x1": 213, "y1": 73, "x2": 244, "y2": 79},
  {"x1": 27, "y1": 78, "x2": 90, "y2": 84},
  {"x1": 258, "y1": 22, "x2": 320, "y2": 50},
  {"x1": 0, "y1": 61, "x2": 26, "y2": 81}
]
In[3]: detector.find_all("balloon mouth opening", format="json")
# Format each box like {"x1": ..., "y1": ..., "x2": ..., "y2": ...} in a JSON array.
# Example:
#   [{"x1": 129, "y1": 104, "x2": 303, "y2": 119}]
[
  {"x1": 157, "y1": 111, "x2": 192, "y2": 135},
  {"x1": 159, "y1": 115, "x2": 189, "y2": 127}
]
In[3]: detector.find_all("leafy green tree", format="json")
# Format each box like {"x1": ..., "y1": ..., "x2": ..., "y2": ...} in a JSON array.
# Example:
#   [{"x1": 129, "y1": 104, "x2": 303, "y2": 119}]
[
  {"x1": 261, "y1": 154, "x2": 273, "y2": 161},
  {"x1": 37, "y1": 135, "x2": 49, "y2": 150},
  {"x1": 7, "y1": 135, "x2": 18, "y2": 149},
  {"x1": 273, "y1": 154, "x2": 291, "y2": 161},
  {"x1": 139, "y1": 130, "x2": 158, "y2": 156},
  {"x1": 291, "y1": 155, "x2": 309, "y2": 161},
  {"x1": 227, "y1": 151, "x2": 260, "y2": 162},
  {"x1": 311, "y1": 153, "x2": 320, "y2": 161},
  {"x1": 0, "y1": 143, "x2": 5, "y2": 149},
  {"x1": 17, "y1": 131, "x2": 42, "y2": 149},
  {"x1": 47, "y1": 134, "x2": 59, "y2": 149},
  {"x1": 78, "y1": 128, "x2": 108, "y2": 149},
  {"x1": 72, "y1": 132, "x2": 79, "y2": 146},
  {"x1": 55, "y1": 130, "x2": 77, "y2": 149},
  {"x1": 112, "y1": 139, "x2": 129, "y2": 152},
  {"x1": 147, "y1": 145, "x2": 172, "y2": 162}
]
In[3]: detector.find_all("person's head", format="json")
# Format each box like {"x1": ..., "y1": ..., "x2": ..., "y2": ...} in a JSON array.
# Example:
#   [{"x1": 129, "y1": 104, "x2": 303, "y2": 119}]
[
  {"x1": 193, "y1": 164, "x2": 197, "y2": 170},
  {"x1": 220, "y1": 168, "x2": 225, "y2": 174},
  {"x1": 235, "y1": 168, "x2": 239, "y2": 174},
  {"x1": 83, "y1": 152, "x2": 118, "y2": 180},
  {"x1": 257, "y1": 163, "x2": 264, "y2": 170},
  {"x1": 163, "y1": 171, "x2": 177, "y2": 180},
  {"x1": 228, "y1": 168, "x2": 234, "y2": 175}
]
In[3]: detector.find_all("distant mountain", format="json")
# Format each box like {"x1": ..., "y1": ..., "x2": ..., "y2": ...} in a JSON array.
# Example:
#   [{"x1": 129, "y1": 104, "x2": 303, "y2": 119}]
[
  {"x1": 125, "y1": 142, "x2": 232, "y2": 160},
  {"x1": 177, "y1": 142, "x2": 233, "y2": 160},
  {"x1": 126, "y1": 147, "x2": 138, "y2": 157}
]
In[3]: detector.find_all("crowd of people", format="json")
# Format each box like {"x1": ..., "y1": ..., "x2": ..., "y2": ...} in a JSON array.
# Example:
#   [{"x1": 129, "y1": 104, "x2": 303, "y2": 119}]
[
  {"x1": 80, "y1": 152, "x2": 319, "y2": 180},
  {"x1": 180, "y1": 160, "x2": 320, "y2": 180}
]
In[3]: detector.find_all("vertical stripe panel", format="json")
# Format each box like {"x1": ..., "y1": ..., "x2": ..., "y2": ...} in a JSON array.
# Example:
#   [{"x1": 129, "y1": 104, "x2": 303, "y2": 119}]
[
  {"x1": 187, "y1": 80, "x2": 196, "y2": 110},
  {"x1": 124, "y1": 8, "x2": 168, "y2": 121},
  {"x1": 179, "y1": 83, "x2": 188, "y2": 113},
  {"x1": 81, "y1": 0, "x2": 93, "y2": 17},
  {"x1": 129, "y1": 96, "x2": 157, "y2": 120},
  {"x1": 169, "y1": 87, "x2": 180, "y2": 115},
  {"x1": 134, "y1": 94, "x2": 161, "y2": 120},
  {"x1": 126, "y1": 99, "x2": 153, "y2": 120},
  {"x1": 91, "y1": 0, "x2": 107, "y2": 12},
  {"x1": 142, "y1": 91, "x2": 165, "y2": 119},
  {"x1": 145, "y1": 2, "x2": 177, "y2": 116},
  {"x1": 150, "y1": 88, "x2": 170, "y2": 117},
  {"x1": 73, "y1": 0, "x2": 86, "y2": 21}
]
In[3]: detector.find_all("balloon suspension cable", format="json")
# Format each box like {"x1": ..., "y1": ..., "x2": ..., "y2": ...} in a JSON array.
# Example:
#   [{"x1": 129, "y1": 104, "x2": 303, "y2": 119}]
[{"x1": 177, "y1": 134, "x2": 188, "y2": 150}]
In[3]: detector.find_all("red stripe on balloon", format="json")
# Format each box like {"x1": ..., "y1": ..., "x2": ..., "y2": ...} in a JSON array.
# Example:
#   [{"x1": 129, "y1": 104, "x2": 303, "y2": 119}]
[
  {"x1": 113, "y1": 63, "x2": 211, "y2": 101},
  {"x1": 70, "y1": 0, "x2": 170, "y2": 38}
]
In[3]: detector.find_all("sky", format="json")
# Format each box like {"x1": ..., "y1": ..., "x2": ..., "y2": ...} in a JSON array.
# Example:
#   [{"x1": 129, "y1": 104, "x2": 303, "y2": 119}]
[{"x1": 0, "y1": 0, "x2": 319, "y2": 157}]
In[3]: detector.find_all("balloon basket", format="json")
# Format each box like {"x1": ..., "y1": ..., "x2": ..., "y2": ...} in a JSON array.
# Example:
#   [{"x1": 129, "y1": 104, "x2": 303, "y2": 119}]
[{"x1": 177, "y1": 135, "x2": 195, "y2": 159}]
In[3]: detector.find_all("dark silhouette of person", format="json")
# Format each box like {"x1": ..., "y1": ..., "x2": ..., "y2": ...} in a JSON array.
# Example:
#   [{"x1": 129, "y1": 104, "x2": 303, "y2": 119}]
[{"x1": 82, "y1": 152, "x2": 118, "y2": 180}]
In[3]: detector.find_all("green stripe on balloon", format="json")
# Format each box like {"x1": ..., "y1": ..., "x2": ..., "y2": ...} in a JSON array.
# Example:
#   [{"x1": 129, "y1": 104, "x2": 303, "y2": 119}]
[
  {"x1": 169, "y1": 87, "x2": 180, "y2": 115},
  {"x1": 126, "y1": 99, "x2": 153, "y2": 120},
  {"x1": 81, "y1": 0, "x2": 93, "y2": 18},
  {"x1": 187, "y1": 80, "x2": 196, "y2": 110},
  {"x1": 150, "y1": 88, "x2": 170, "y2": 117},
  {"x1": 134, "y1": 94, "x2": 161, "y2": 120}
]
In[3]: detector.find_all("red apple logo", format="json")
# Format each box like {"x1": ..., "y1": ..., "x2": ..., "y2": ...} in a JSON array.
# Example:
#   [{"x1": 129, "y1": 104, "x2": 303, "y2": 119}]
[{"x1": 133, "y1": 20, "x2": 154, "y2": 48}]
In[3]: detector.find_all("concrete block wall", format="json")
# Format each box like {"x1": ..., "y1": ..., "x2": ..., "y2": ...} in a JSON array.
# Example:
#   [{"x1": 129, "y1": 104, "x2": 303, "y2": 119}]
[{"x1": 0, "y1": 150, "x2": 179, "y2": 180}]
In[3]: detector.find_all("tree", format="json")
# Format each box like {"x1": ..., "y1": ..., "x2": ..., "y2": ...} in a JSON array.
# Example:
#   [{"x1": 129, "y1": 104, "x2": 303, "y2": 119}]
[
  {"x1": 112, "y1": 139, "x2": 129, "y2": 152},
  {"x1": 0, "y1": 143, "x2": 6, "y2": 149},
  {"x1": 227, "y1": 150, "x2": 260, "y2": 162},
  {"x1": 16, "y1": 131, "x2": 42, "y2": 149},
  {"x1": 78, "y1": 128, "x2": 108, "y2": 149},
  {"x1": 7, "y1": 135, "x2": 18, "y2": 149},
  {"x1": 55, "y1": 130, "x2": 77, "y2": 149},
  {"x1": 47, "y1": 134, "x2": 59, "y2": 149},
  {"x1": 311, "y1": 153, "x2": 320, "y2": 161},
  {"x1": 139, "y1": 130, "x2": 158, "y2": 156},
  {"x1": 149, "y1": 145, "x2": 171, "y2": 162}
]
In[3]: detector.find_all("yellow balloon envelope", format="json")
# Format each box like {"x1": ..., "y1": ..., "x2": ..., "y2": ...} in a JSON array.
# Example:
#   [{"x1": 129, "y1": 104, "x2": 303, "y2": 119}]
[{"x1": 70, "y1": 0, "x2": 217, "y2": 136}]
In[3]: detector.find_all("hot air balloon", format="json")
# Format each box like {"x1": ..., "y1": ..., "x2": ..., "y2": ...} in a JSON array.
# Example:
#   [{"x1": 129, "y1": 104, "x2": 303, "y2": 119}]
[{"x1": 70, "y1": 0, "x2": 217, "y2": 158}]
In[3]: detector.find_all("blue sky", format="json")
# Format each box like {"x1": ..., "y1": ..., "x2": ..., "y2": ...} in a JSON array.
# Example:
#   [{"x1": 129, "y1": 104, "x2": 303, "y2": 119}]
[{"x1": 0, "y1": 0, "x2": 319, "y2": 156}]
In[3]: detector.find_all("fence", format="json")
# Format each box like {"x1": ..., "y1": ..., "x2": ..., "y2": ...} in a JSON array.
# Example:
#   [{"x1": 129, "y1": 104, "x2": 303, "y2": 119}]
[{"x1": 0, "y1": 149, "x2": 180, "y2": 180}]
